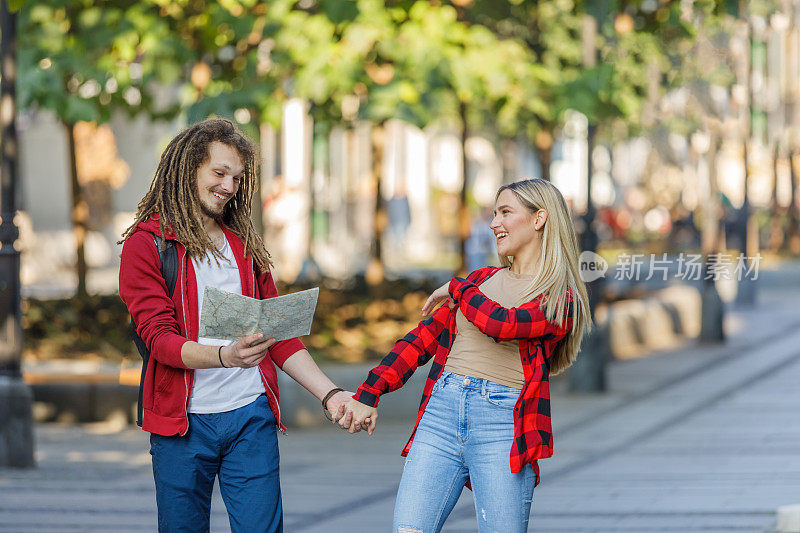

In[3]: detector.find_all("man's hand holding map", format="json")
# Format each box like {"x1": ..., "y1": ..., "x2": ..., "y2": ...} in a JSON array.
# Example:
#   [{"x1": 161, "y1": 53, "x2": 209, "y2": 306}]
[{"x1": 199, "y1": 286, "x2": 319, "y2": 344}]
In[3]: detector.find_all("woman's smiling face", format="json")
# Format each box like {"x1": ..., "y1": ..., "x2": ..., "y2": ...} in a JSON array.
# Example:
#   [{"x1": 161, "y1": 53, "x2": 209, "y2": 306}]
[{"x1": 490, "y1": 189, "x2": 539, "y2": 258}]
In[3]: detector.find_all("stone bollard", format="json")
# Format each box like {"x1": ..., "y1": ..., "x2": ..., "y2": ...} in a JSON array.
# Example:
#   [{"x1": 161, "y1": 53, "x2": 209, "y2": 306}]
[
  {"x1": 0, "y1": 375, "x2": 35, "y2": 468},
  {"x1": 777, "y1": 504, "x2": 800, "y2": 532},
  {"x1": 605, "y1": 285, "x2": 702, "y2": 360},
  {"x1": 657, "y1": 285, "x2": 702, "y2": 338}
]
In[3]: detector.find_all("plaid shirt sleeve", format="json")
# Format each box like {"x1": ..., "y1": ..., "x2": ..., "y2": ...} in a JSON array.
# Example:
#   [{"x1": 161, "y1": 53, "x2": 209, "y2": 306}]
[
  {"x1": 353, "y1": 304, "x2": 451, "y2": 407},
  {"x1": 448, "y1": 277, "x2": 572, "y2": 342}
]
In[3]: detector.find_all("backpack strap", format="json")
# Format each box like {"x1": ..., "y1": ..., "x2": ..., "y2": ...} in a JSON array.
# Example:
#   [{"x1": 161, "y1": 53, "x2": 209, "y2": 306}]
[
  {"x1": 129, "y1": 232, "x2": 179, "y2": 427},
  {"x1": 153, "y1": 234, "x2": 178, "y2": 298}
]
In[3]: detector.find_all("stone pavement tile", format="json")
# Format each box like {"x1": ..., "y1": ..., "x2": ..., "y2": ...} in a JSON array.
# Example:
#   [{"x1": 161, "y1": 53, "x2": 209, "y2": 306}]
[
  {"x1": 289, "y1": 494, "x2": 477, "y2": 533},
  {"x1": 524, "y1": 511, "x2": 774, "y2": 532},
  {"x1": 276, "y1": 421, "x2": 489, "y2": 532},
  {"x1": 279, "y1": 423, "x2": 410, "y2": 532},
  {"x1": 525, "y1": 321, "x2": 800, "y2": 532},
  {"x1": 0, "y1": 425, "x2": 152, "y2": 531},
  {"x1": 615, "y1": 512, "x2": 773, "y2": 531},
  {"x1": 0, "y1": 517, "x2": 153, "y2": 532},
  {"x1": 524, "y1": 513, "x2": 625, "y2": 532},
  {"x1": 0, "y1": 423, "x2": 233, "y2": 532}
]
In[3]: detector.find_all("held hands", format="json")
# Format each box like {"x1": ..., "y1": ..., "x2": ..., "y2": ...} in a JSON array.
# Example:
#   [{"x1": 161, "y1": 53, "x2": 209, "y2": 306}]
[
  {"x1": 325, "y1": 390, "x2": 356, "y2": 421},
  {"x1": 421, "y1": 281, "x2": 455, "y2": 316},
  {"x1": 220, "y1": 333, "x2": 277, "y2": 368},
  {"x1": 332, "y1": 398, "x2": 378, "y2": 435}
]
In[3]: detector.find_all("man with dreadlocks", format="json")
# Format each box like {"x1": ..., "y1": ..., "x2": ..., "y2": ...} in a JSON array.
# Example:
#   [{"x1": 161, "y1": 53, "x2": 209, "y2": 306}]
[{"x1": 119, "y1": 118, "x2": 353, "y2": 532}]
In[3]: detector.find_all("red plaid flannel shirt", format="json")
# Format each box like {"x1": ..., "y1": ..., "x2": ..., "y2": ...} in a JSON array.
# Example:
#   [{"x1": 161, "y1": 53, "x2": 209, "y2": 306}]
[{"x1": 354, "y1": 267, "x2": 574, "y2": 484}]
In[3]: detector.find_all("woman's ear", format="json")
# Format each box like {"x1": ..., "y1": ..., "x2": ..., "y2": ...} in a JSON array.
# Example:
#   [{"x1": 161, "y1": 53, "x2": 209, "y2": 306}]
[{"x1": 534, "y1": 209, "x2": 548, "y2": 231}]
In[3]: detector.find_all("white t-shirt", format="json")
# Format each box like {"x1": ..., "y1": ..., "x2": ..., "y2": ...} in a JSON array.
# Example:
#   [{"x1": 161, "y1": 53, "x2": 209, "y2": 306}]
[{"x1": 187, "y1": 236, "x2": 265, "y2": 414}]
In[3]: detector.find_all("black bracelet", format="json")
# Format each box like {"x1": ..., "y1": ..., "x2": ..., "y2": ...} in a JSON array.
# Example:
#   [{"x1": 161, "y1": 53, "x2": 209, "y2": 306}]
[
  {"x1": 321, "y1": 387, "x2": 344, "y2": 420},
  {"x1": 218, "y1": 346, "x2": 228, "y2": 368}
]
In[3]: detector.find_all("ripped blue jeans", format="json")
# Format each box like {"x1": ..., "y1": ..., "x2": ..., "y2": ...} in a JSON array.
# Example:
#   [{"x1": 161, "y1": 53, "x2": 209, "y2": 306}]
[{"x1": 393, "y1": 371, "x2": 536, "y2": 533}]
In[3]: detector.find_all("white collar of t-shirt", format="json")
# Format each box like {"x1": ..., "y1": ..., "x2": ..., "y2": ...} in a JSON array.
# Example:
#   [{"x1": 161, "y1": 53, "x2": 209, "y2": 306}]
[{"x1": 192, "y1": 236, "x2": 243, "y2": 326}]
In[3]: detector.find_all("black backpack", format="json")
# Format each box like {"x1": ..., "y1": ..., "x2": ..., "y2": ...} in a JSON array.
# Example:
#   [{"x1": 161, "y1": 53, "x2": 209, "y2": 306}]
[{"x1": 129, "y1": 233, "x2": 178, "y2": 427}]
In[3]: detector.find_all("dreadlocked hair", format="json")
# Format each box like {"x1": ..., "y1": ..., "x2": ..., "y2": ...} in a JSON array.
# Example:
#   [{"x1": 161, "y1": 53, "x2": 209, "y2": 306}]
[{"x1": 119, "y1": 118, "x2": 272, "y2": 271}]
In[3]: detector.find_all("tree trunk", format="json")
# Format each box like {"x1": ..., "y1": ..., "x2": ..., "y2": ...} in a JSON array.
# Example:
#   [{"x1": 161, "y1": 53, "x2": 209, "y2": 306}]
[
  {"x1": 366, "y1": 122, "x2": 387, "y2": 287},
  {"x1": 457, "y1": 101, "x2": 469, "y2": 276},
  {"x1": 740, "y1": 138, "x2": 750, "y2": 255},
  {"x1": 311, "y1": 121, "x2": 330, "y2": 250},
  {"x1": 65, "y1": 122, "x2": 88, "y2": 298},
  {"x1": 735, "y1": 136, "x2": 756, "y2": 306},
  {"x1": 569, "y1": 123, "x2": 607, "y2": 393},
  {"x1": 769, "y1": 142, "x2": 783, "y2": 252},
  {"x1": 250, "y1": 120, "x2": 267, "y2": 240},
  {"x1": 258, "y1": 122, "x2": 276, "y2": 240},
  {"x1": 539, "y1": 145, "x2": 552, "y2": 182},
  {"x1": 772, "y1": 143, "x2": 780, "y2": 206},
  {"x1": 700, "y1": 132, "x2": 724, "y2": 343},
  {"x1": 701, "y1": 134, "x2": 721, "y2": 257},
  {"x1": 580, "y1": 125, "x2": 599, "y2": 255},
  {"x1": 787, "y1": 149, "x2": 800, "y2": 253}
]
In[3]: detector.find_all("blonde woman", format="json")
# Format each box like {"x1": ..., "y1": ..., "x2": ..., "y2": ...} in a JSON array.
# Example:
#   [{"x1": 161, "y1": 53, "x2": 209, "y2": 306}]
[{"x1": 335, "y1": 178, "x2": 591, "y2": 532}]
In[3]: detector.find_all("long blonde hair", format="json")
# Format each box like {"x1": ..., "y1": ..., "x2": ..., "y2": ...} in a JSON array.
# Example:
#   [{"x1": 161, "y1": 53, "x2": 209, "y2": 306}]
[{"x1": 496, "y1": 178, "x2": 591, "y2": 374}]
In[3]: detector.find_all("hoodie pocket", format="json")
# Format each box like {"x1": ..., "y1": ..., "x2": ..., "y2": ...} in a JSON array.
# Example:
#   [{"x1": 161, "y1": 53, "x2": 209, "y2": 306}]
[{"x1": 154, "y1": 363, "x2": 179, "y2": 393}]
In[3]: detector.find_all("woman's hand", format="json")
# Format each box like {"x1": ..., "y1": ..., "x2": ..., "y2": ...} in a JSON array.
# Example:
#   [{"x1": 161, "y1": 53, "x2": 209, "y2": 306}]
[
  {"x1": 325, "y1": 390, "x2": 356, "y2": 420},
  {"x1": 421, "y1": 281, "x2": 455, "y2": 316},
  {"x1": 221, "y1": 333, "x2": 276, "y2": 368},
  {"x1": 333, "y1": 398, "x2": 378, "y2": 435}
]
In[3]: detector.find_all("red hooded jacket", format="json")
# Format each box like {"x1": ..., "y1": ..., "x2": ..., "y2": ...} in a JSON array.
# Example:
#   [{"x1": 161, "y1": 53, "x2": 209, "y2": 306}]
[{"x1": 119, "y1": 216, "x2": 305, "y2": 436}]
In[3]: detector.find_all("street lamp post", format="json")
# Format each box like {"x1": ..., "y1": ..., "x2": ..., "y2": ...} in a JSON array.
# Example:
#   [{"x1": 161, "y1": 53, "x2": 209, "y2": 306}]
[
  {"x1": 0, "y1": 0, "x2": 34, "y2": 468},
  {"x1": 695, "y1": 127, "x2": 725, "y2": 343},
  {"x1": 736, "y1": 13, "x2": 762, "y2": 306},
  {"x1": 569, "y1": 122, "x2": 609, "y2": 392},
  {"x1": 569, "y1": 12, "x2": 609, "y2": 393}
]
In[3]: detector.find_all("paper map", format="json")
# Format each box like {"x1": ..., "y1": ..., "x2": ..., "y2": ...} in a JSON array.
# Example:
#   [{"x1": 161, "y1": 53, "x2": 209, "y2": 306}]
[{"x1": 199, "y1": 286, "x2": 319, "y2": 343}]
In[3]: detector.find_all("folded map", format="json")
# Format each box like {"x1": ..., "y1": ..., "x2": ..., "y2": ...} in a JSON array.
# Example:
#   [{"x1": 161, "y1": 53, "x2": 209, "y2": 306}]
[{"x1": 199, "y1": 286, "x2": 319, "y2": 343}]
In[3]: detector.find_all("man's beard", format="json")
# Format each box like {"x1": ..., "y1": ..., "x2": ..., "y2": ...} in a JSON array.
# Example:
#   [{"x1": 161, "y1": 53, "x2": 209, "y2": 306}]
[{"x1": 199, "y1": 198, "x2": 225, "y2": 219}]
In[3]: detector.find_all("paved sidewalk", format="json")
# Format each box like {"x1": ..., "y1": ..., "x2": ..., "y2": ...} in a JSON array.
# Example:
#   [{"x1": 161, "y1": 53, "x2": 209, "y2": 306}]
[{"x1": 2, "y1": 283, "x2": 800, "y2": 532}]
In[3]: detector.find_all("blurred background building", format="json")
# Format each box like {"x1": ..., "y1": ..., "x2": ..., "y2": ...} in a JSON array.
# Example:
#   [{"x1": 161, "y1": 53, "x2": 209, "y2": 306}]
[{"x1": 11, "y1": 0, "x2": 800, "y2": 293}]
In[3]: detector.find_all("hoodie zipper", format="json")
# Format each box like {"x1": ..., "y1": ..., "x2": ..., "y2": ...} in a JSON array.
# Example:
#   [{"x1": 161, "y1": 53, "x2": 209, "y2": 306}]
[
  {"x1": 178, "y1": 248, "x2": 192, "y2": 436},
  {"x1": 177, "y1": 240, "x2": 285, "y2": 436},
  {"x1": 251, "y1": 264, "x2": 286, "y2": 434},
  {"x1": 258, "y1": 366, "x2": 286, "y2": 434}
]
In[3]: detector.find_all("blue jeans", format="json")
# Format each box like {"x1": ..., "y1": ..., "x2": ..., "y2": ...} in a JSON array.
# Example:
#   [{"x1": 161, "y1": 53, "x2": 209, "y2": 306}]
[
  {"x1": 393, "y1": 371, "x2": 537, "y2": 533},
  {"x1": 149, "y1": 395, "x2": 282, "y2": 533}
]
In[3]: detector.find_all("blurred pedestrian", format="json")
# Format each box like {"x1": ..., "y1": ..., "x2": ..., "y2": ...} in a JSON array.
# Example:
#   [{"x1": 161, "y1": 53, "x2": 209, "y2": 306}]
[
  {"x1": 118, "y1": 118, "x2": 353, "y2": 533},
  {"x1": 465, "y1": 207, "x2": 496, "y2": 272},
  {"x1": 335, "y1": 178, "x2": 591, "y2": 532}
]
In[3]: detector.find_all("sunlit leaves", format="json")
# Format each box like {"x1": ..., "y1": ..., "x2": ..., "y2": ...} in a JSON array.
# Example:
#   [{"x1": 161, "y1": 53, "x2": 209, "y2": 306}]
[{"x1": 18, "y1": 1, "x2": 189, "y2": 124}]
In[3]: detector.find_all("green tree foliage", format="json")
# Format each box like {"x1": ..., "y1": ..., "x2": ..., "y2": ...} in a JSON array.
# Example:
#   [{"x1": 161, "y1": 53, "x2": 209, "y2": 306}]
[
  {"x1": 17, "y1": 1, "x2": 188, "y2": 297},
  {"x1": 19, "y1": 1, "x2": 186, "y2": 123},
  {"x1": 452, "y1": 1, "x2": 731, "y2": 147},
  {"x1": 156, "y1": 0, "x2": 291, "y2": 127}
]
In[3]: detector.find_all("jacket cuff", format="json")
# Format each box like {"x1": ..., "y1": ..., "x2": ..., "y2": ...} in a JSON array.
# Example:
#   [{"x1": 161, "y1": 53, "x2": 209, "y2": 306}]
[
  {"x1": 269, "y1": 338, "x2": 306, "y2": 368},
  {"x1": 154, "y1": 335, "x2": 190, "y2": 369},
  {"x1": 448, "y1": 276, "x2": 469, "y2": 302},
  {"x1": 354, "y1": 385, "x2": 381, "y2": 407}
]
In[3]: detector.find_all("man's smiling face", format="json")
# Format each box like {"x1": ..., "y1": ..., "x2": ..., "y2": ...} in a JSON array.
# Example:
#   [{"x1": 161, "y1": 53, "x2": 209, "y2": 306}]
[{"x1": 195, "y1": 141, "x2": 244, "y2": 220}]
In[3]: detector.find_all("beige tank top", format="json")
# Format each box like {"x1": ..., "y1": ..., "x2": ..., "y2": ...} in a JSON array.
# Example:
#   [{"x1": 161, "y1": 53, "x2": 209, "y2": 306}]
[{"x1": 444, "y1": 268, "x2": 534, "y2": 390}]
